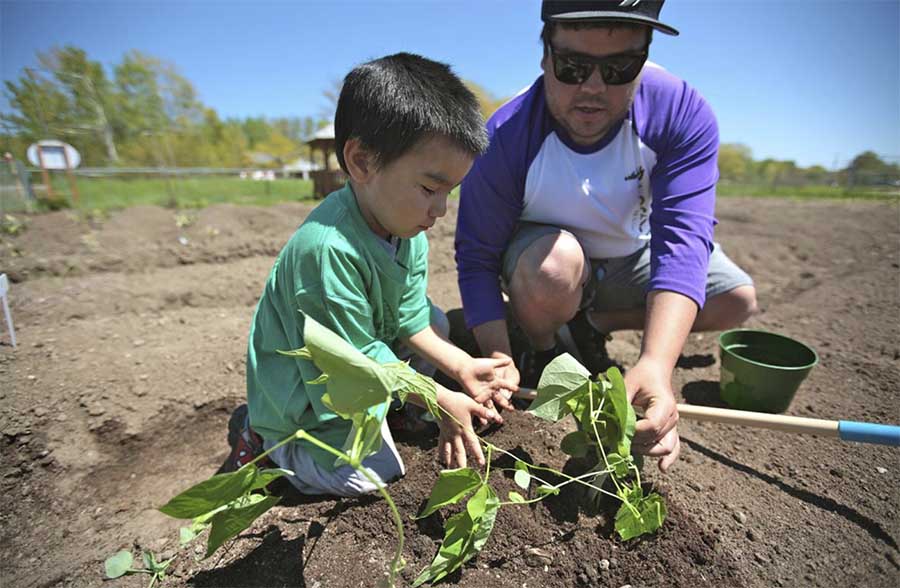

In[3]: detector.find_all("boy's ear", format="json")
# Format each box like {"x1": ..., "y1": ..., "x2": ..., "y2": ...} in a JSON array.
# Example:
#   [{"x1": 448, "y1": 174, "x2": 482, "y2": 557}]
[{"x1": 343, "y1": 138, "x2": 376, "y2": 183}]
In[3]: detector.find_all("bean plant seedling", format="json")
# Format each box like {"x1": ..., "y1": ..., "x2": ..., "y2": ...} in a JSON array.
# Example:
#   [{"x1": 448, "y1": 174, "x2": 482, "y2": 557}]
[
  {"x1": 156, "y1": 317, "x2": 666, "y2": 587},
  {"x1": 104, "y1": 550, "x2": 174, "y2": 588}
]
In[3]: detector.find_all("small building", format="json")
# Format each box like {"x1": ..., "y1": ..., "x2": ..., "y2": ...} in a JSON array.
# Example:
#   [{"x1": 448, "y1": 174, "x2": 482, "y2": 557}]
[
  {"x1": 283, "y1": 156, "x2": 321, "y2": 180},
  {"x1": 307, "y1": 124, "x2": 346, "y2": 199}
]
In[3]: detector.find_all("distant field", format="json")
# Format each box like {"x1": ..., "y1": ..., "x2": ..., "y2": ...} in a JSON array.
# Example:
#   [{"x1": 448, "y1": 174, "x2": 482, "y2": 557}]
[
  {"x1": 2, "y1": 175, "x2": 315, "y2": 212},
  {"x1": 716, "y1": 182, "x2": 897, "y2": 200},
  {"x1": 2, "y1": 174, "x2": 896, "y2": 215}
]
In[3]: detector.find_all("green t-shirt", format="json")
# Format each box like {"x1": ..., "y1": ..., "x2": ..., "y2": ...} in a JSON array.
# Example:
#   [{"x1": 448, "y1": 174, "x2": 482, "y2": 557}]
[{"x1": 246, "y1": 183, "x2": 432, "y2": 470}]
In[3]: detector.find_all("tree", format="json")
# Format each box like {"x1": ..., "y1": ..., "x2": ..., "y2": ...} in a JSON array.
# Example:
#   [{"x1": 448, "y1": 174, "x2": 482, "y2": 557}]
[
  {"x1": 40, "y1": 46, "x2": 120, "y2": 162},
  {"x1": 717, "y1": 143, "x2": 753, "y2": 182},
  {"x1": 254, "y1": 130, "x2": 301, "y2": 168},
  {"x1": 463, "y1": 80, "x2": 509, "y2": 120},
  {"x1": 2, "y1": 46, "x2": 119, "y2": 164},
  {"x1": 845, "y1": 151, "x2": 899, "y2": 186}
]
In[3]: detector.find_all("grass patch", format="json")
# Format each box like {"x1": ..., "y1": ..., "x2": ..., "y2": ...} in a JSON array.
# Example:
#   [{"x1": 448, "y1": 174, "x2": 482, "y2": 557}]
[
  {"x1": 33, "y1": 175, "x2": 315, "y2": 211},
  {"x1": 717, "y1": 182, "x2": 898, "y2": 200}
]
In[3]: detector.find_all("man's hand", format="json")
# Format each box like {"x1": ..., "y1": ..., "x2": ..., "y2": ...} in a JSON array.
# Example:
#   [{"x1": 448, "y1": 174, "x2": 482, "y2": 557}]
[
  {"x1": 437, "y1": 389, "x2": 502, "y2": 469},
  {"x1": 456, "y1": 354, "x2": 519, "y2": 412},
  {"x1": 624, "y1": 357, "x2": 680, "y2": 472}
]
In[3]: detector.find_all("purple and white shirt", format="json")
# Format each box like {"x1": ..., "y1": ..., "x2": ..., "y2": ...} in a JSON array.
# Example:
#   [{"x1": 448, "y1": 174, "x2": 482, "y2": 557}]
[{"x1": 456, "y1": 64, "x2": 719, "y2": 329}]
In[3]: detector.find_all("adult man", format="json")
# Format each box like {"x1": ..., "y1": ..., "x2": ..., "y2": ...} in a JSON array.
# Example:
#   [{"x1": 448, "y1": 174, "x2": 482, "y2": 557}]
[{"x1": 456, "y1": 0, "x2": 757, "y2": 471}]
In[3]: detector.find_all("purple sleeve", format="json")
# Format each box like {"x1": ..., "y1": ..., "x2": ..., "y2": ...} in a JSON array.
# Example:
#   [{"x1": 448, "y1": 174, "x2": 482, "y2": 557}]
[
  {"x1": 637, "y1": 69, "x2": 719, "y2": 308},
  {"x1": 456, "y1": 82, "x2": 545, "y2": 329}
]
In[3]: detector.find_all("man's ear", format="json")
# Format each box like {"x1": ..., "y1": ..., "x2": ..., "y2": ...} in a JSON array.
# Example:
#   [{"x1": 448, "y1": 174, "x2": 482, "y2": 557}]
[{"x1": 343, "y1": 138, "x2": 375, "y2": 184}]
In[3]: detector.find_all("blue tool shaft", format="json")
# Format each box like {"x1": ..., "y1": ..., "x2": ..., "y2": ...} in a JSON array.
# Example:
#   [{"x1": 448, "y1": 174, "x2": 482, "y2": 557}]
[{"x1": 839, "y1": 421, "x2": 900, "y2": 447}]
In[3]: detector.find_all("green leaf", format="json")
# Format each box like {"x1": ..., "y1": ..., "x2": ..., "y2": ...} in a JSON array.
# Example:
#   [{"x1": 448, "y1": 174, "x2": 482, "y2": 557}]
[
  {"x1": 605, "y1": 367, "x2": 637, "y2": 457},
  {"x1": 142, "y1": 551, "x2": 154, "y2": 570},
  {"x1": 179, "y1": 526, "x2": 200, "y2": 545},
  {"x1": 560, "y1": 430, "x2": 592, "y2": 457},
  {"x1": 513, "y1": 468, "x2": 531, "y2": 490},
  {"x1": 159, "y1": 465, "x2": 258, "y2": 519},
  {"x1": 412, "y1": 510, "x2": 473, "y2": 586},
  {"x1": 104, "y1": 550, "x2": 133, "y2": 579},
  {"x1": 527, "y1": 354, "x2": 592, "y2": 422},
  {"x1": 606, "y1": 452, "x2": 631, "y2": 477},
  {"x1": 536, "y1": 485, "x2": 560, "y2": 496},
  {"x1": 393, "y1": 369, "x2": 439, "y2": 416},
  {"x1": 205, "y1": 494, "x2": 280, "y2": 557},
  {"x1": 413, "y1": 485, "x2": 500, "y2": 586},
  {"x1": 466, "y1": 483, "x2": 489, "y2": 521},
  {"x1": 417, "y1": 468, "x2": 482, "y2": 519},
  {"x1": 508, "y1": 491, "x2": 526, "y2": 503},
  {"x1": 468, "y1": 485, "x2": 500, "y2": 555},
  {"x1": 615, "y1": 492, "x2": 667, "y2": 541},
  {"x1": 249, "y1": 468, "x2": 294, "y2": 491},
  {"x1": 339, "y1": 411, "x2": 385, "y2": 467},
  {"x1": 276, "y1": 347, "x2": 313, "y2": 360},
  {"x1": 300, "y1": 317, "x2": 395, "y2": 419},
  {"x1": 306, "y1": 373, "x2": 329, "y2": 385}
]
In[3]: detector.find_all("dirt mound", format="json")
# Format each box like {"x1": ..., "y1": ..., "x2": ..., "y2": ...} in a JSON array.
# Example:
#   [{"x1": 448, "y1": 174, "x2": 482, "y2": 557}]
[{"x1": 1, "y1": 197, "x2": 898, "y2": 587}]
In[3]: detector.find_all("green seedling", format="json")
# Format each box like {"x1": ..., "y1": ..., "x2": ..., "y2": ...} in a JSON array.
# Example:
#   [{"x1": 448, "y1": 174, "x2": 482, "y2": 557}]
[
  {"x1": 158, "y1": 318, "x2": 666, "y2": 587},
  {"x1": 1, "y1": 214, "x2": 26, "y2": 235},
  {"x1": 104, "y1": 550, "x2": 174, "y2": 588},
  {"x1": 524, "y1": 353, "x2": 667, "y2": 540}
]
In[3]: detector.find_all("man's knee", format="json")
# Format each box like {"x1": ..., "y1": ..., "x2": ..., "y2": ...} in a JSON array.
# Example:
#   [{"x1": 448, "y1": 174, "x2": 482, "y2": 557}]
[
  {"x1": 708, "y1": 285, "x2": 758, "y2": 328},
  {"x1": 729, "y1": 285, "x2": 758, "y2": 324},
  {"x1": 510, "y1": 232, "x2": 587, "y2": 311}
]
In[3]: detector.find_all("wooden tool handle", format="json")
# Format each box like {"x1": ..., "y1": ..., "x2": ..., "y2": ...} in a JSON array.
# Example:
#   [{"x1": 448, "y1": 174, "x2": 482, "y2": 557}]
[
  {"x1": 674, "y1": 403, "x2": 839, "y2": 437},
  {"x1": 513, "y1": 388, "x2": 840, "y2": 436}
]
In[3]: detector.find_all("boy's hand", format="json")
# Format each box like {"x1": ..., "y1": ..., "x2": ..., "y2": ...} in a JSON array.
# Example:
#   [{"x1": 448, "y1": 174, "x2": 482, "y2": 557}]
[
  {"x1": 437, "y1": 390, "x2": 502, "y2": 469},
  {"x1": 457, "y1": 355, "x2": 519, "y2": 413}
]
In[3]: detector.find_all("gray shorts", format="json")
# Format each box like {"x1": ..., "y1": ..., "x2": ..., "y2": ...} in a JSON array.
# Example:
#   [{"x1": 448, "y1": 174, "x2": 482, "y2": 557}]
[
  {"x1": 501, "y1": 223, "x2": 753, "y2": 312},
  {"x1": 263, "y1": 418, "x2": 405, "y2": 497}
]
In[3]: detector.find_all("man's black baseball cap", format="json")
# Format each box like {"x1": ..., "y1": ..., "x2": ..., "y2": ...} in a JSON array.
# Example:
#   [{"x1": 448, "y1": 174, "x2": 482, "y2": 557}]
[{"x1": 541, "y1": 0, "x2": 679, "y2": 36}]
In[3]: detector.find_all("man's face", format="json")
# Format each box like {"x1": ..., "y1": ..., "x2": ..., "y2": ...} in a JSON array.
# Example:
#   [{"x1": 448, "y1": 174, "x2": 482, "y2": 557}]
[
  {"x1": 542, "y1": 25, "x2": 648, "y2": 146},
  {"x1": 359, "y1": 135, "x2": 473, "y2": 240}
]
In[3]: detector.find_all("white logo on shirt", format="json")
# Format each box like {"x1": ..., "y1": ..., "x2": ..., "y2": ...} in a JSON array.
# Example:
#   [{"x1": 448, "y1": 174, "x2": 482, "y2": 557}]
[{"x1": 581, "y1": 177, "x2": 592, "y2": 196}]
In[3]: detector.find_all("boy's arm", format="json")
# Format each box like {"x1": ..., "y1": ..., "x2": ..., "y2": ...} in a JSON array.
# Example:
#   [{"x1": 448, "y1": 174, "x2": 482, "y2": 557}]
[{"x1": 402, "y1": 326, "x2": 517, "y2": 411}]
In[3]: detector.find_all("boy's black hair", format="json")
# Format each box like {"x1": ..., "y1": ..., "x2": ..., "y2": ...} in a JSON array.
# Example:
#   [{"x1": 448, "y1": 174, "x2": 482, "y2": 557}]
[{"x1": 335, "y1": 52, "x2": 488, "y2": 174}]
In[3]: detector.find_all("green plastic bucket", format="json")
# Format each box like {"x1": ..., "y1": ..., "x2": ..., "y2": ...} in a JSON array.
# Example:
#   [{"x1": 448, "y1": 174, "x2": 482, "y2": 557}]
[{"x1": 718, "y1": 329, "x2": 819, "y2": 413}]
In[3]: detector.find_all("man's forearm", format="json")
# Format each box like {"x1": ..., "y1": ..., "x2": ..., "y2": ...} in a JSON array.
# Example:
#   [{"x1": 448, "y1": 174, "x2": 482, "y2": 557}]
[
  {"x1": 640, "y1": 290, "x2": 698, "y2": 371},
  {"x1": 472, "y1": 319, "x2": 514, "y2": 359}
]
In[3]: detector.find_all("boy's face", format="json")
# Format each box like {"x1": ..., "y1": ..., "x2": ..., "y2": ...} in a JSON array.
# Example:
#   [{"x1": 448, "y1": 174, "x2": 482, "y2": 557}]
[{"x1": 357, "y1": 135, "x2": 474, "y2": 239}]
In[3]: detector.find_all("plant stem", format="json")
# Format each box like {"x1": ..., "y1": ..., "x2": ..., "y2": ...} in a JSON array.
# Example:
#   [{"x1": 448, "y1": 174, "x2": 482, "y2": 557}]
[
  {"x1": 242, "y1": 429, "x2": 303, "y2": 470},
  {"x1": 485, "y1": 443, "x2": 620, "y2": 501},
  {"x1": 588, "y1": 388, "x2": 624, "y2": 496},
  {"x1": 295, "y1": 430, "x2": 405, "y2": 587}
]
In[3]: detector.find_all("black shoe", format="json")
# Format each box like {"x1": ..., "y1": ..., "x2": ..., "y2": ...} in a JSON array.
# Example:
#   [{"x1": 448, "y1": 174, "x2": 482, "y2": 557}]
[
  {"x1": 518, "y1": 343, "x2": 565, "y2": 390},
  {"x1": 566, "y1": 310, "x2": 613, "y2": 379},
  {"x1": 224, "y1": 404, "x2": 273, "y2": 472}
]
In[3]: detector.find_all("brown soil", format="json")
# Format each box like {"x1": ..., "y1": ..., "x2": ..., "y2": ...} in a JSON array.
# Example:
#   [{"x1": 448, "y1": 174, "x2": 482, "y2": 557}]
[{"x1": 1, "y1": 197, "x2": 898, "y2": 588}]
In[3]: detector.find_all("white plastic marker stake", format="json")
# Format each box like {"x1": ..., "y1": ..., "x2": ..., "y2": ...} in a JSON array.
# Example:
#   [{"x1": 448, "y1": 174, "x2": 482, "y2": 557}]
[
  {"x1": 513, "y1": 388, "x2": 900, "y2": 447},
  {"x1": 0, "y1": 274, "x2": 15, "y2": 348}
]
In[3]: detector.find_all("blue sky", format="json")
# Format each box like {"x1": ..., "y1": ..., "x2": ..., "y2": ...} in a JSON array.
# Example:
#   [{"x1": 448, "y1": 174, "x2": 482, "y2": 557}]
[{"x1": 2, "y1": 0, "x2": 898, "y2": 170}]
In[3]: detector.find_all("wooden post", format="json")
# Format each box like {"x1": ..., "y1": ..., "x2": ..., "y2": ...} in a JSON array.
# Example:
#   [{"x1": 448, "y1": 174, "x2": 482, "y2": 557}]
[{"x1": 36, "y1": 145, "x2": 54, "y2": 199}]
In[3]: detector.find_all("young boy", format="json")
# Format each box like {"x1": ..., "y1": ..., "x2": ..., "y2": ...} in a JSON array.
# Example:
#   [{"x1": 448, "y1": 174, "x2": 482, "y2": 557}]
[{"x1": 229, "y1": 53, "x2": 517, "y2": 497}]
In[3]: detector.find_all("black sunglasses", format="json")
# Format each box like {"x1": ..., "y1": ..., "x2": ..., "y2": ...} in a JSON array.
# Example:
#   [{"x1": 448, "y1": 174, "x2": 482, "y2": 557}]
[{"x1": 548, "y1": 42, "x2": 649, "y2": 86}]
